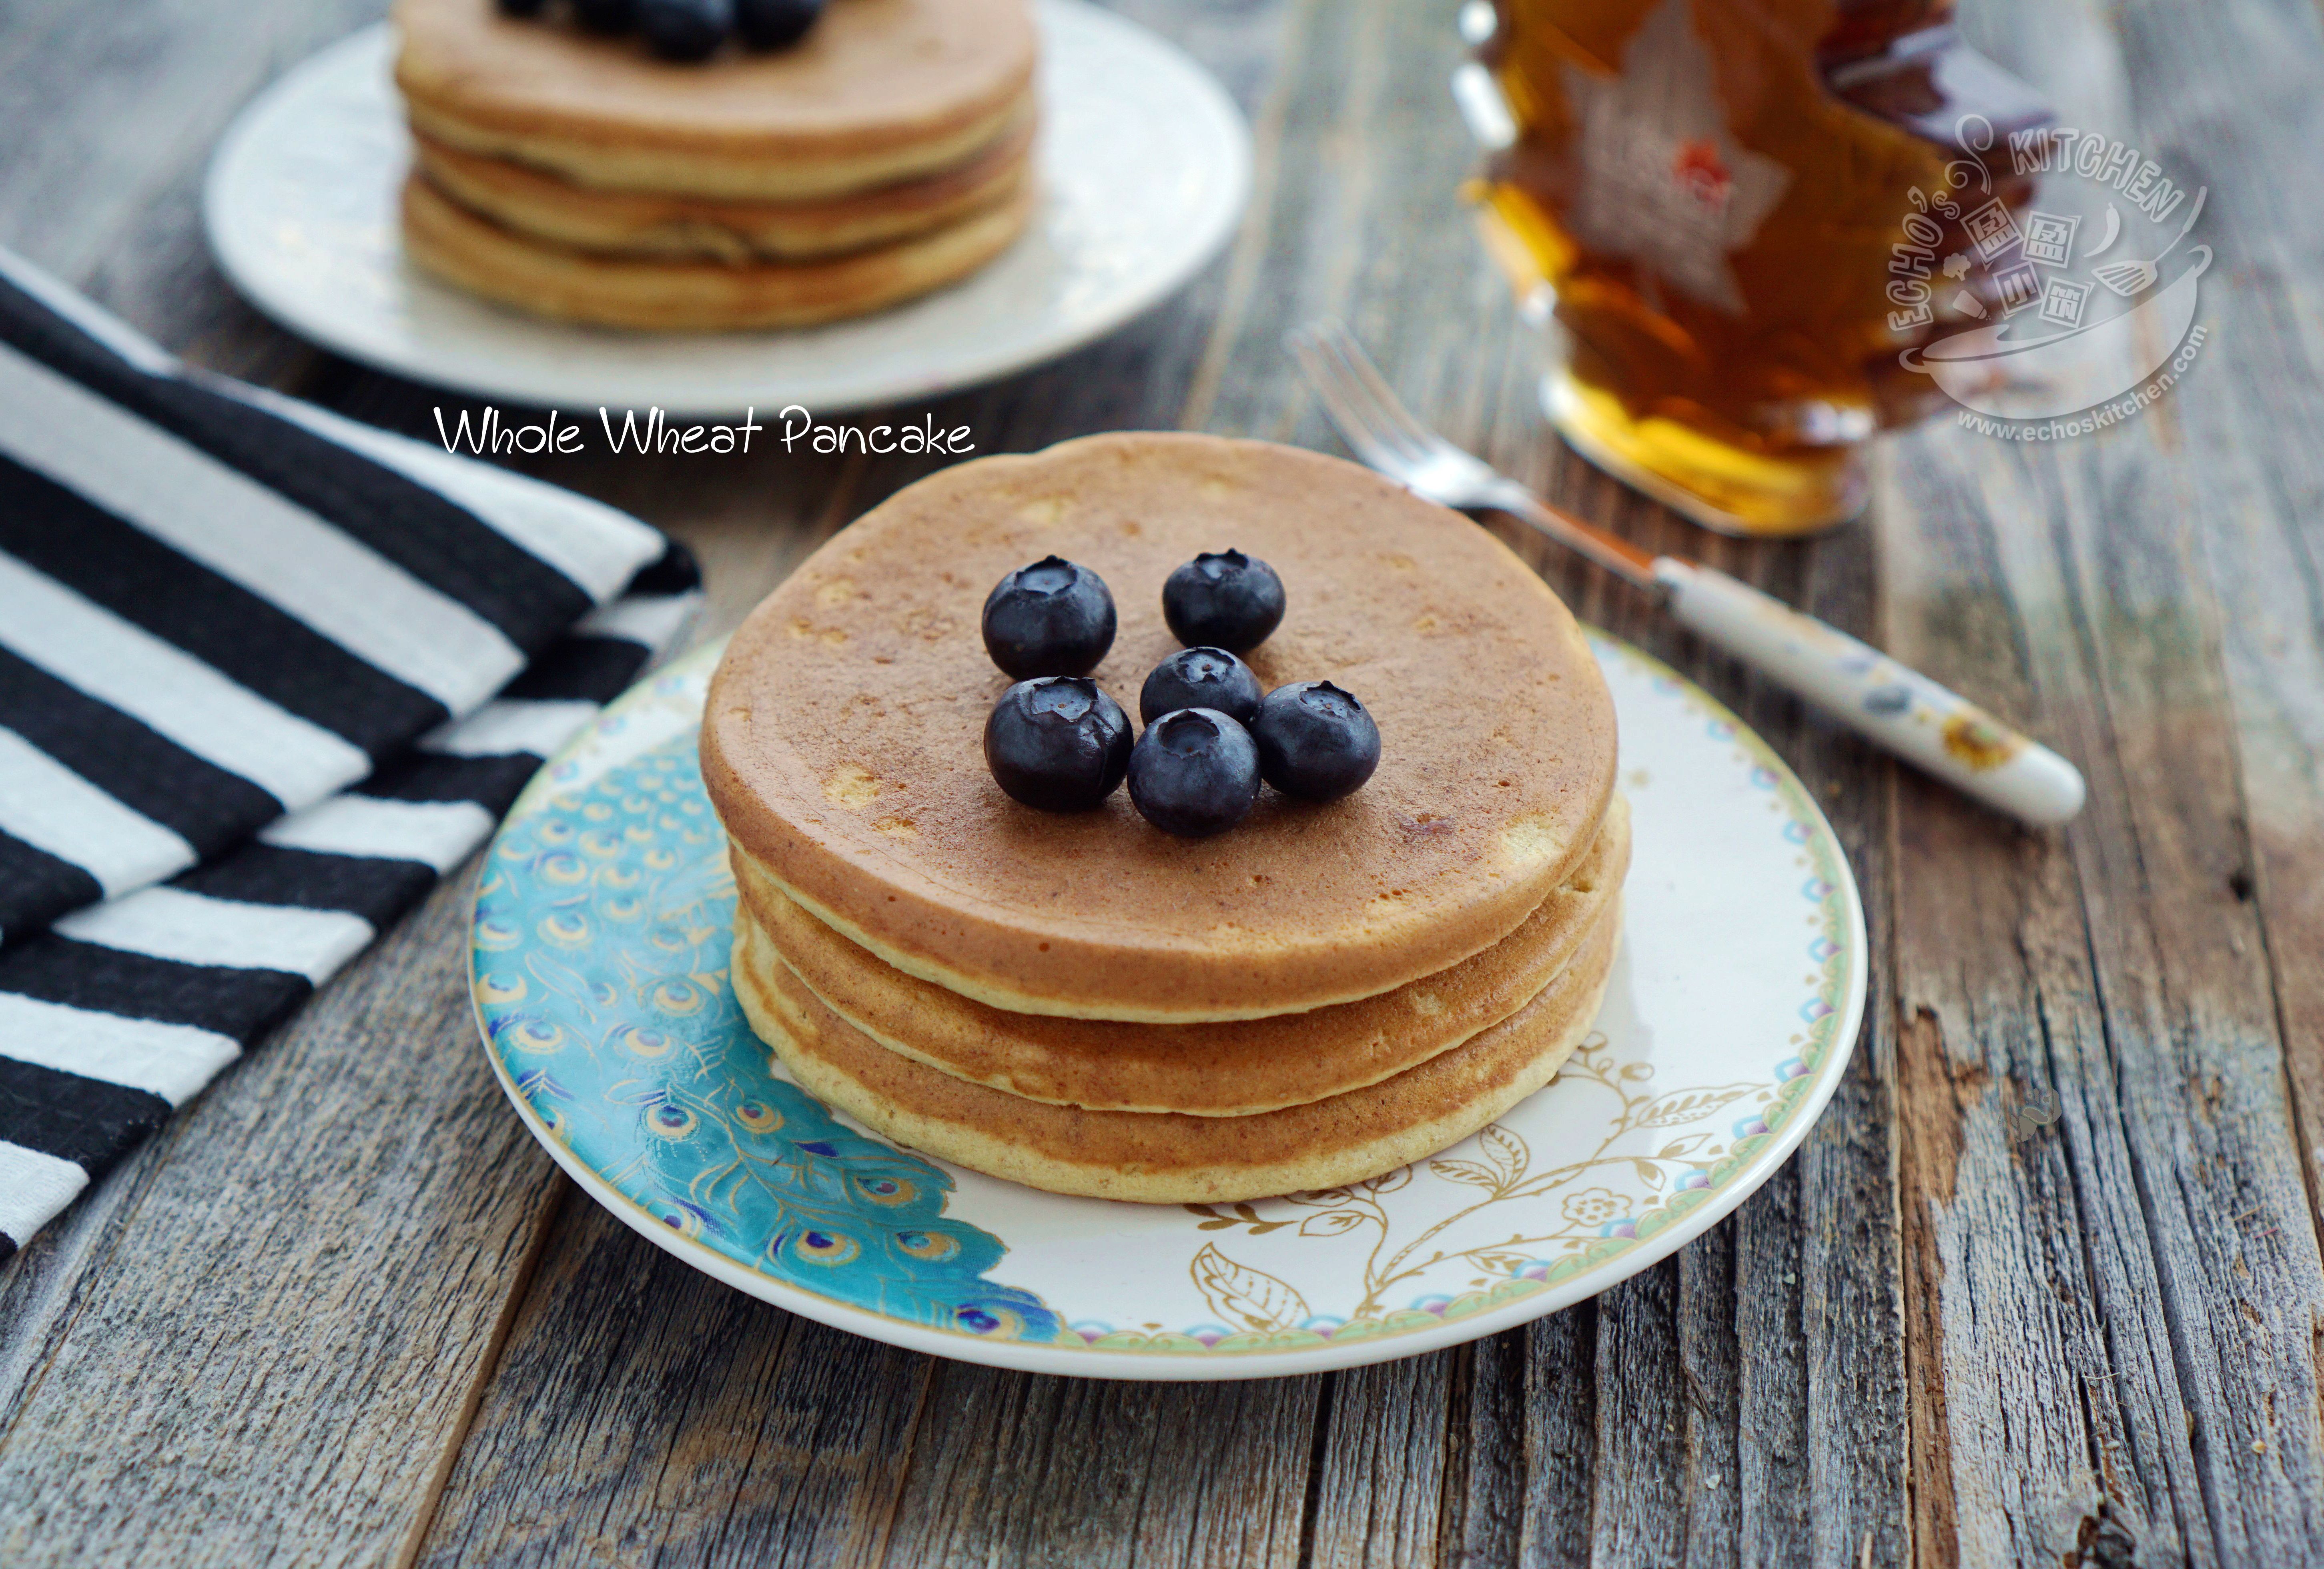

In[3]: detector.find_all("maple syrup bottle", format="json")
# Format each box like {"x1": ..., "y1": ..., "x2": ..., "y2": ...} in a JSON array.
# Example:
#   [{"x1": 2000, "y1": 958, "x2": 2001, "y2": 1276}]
[{"x1": 1474, "y1": 0, "x2": 2047, "y2": 534}]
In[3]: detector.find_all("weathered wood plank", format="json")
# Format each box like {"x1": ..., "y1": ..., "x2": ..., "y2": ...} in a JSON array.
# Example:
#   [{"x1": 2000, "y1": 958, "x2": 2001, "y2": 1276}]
[
  {"x1": 1733, "y1": 1166, "x2": 1811, "y2": 1568},
  {"x1": 1745, "y1": 468, "x2": 1909, "y2": 1569},
  {"x1": 1885, "y1": 369, "x2": 2324, "y2": 1569},
  {"x1": 1874, "y1": 0, "x2": 2324, "y2": 1561},
  {"x1": 0, "y1": 1136, "x2": 172, "y2": 1427},
  {"x1": 1518, "y1": 1306, "x2": 1600, "y2": 1566},
  {"x1": 1307, "y1": 1352, "x2": 1456, "y2": 1569},
  {"x1": 0, "y1": 872, "x2": 564, "y2": 1567},
  {"x1": 1879, "y1": 439, "x2": 2200, "y2": 1567},
  {"x1": 876, "y1": 1367, "x2": 1319, "y2": 1568},
  {"x1": 1677, "y1": 1226, "x2": 1744, "y2": 1566},
  {"x1": 1439, "y1": 1336, "x2": 1526, "y2": 1567},
  {"x1": 413, "y1": 1195, "x2": 934, "y2": 1568},
  {"x1": 1590, "y1": 1259, "x2": 1692, "y2": 1564},
  {"x1": 2111, "y1": 18, "x2": 2324, "y2": 1559}
]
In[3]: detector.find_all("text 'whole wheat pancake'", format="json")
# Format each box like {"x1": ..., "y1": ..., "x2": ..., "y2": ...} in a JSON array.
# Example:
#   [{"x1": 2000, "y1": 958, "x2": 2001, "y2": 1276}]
[{"x1": 701, "y1": 433, "x2": 1620, "y2": 1023}]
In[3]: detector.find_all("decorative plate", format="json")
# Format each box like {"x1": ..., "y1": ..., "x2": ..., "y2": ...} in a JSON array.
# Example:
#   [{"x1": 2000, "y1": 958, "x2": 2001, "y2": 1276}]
[
  {"x1": 470, "y1": 634, "x2": 1867, "y2": 1380},
  {"x1": 203, "y1": 1, "x2": 1250, "y2": 415}
]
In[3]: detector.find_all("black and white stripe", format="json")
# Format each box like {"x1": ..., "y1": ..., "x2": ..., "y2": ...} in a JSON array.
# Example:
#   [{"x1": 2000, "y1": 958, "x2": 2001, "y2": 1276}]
[
  {"x1": 0, "y1": 252, "x2": 703, "y2": 1257},
  {"x1": 0, "y1": 584, "x2": 698, "y2": 1256},
  {"x1": 0, "y1": 248, "x2": 672, "y2": 941}
]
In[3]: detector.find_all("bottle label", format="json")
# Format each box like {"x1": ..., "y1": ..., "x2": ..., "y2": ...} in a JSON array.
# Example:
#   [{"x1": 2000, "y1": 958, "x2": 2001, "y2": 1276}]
[{"x1": 1562, "y1": 0, "x2": 1790, "y2": 315}]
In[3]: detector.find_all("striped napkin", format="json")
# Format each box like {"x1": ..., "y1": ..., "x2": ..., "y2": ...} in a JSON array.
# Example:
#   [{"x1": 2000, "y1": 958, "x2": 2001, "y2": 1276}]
[{"x1": 0, "y1": 252, "x2": 702, "y2": 1259}]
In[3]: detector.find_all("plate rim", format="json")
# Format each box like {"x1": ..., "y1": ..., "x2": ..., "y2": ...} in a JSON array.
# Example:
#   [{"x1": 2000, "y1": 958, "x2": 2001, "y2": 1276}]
[
  {"x1": 201, "y1": 0, "x2": 1253, "y2": 415},
  {"x1": 469, "y1": 630, "x2": 1869, "y2": 1380}
]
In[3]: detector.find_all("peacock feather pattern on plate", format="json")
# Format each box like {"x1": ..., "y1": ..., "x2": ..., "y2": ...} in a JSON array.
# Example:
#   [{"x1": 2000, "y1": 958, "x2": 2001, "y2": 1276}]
[{"x1": 473, "y1": 735, "x2": 1059, "y2": 1345}]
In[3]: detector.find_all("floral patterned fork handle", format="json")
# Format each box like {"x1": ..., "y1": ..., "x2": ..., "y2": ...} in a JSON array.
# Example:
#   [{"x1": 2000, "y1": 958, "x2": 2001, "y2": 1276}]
[{"x1": 1648, "y1": 556, "x2": 2086, "y2": 826}]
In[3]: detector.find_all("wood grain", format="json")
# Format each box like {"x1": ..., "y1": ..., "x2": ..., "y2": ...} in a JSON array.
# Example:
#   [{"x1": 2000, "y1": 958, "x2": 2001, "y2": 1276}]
[
  {"x1": 4, "y1": 0, "x2": 2324, "y2": 1561},
  {"x1": 412, "y1": 1194, "x2": 936, "y2": 1568},
  {"x1": 1875, "y1": 3, "x2": 2324, "y2": 1564},
  {"x1": 1307, "y1": 1352, "x2": 1455, "y2": 1569},
  {"x1": 876, "y1": 1367, "x2": 1318, "y2": 1568},
  {"x1": 0, "y1": 871, "x2": 562, "y2": 1567}
]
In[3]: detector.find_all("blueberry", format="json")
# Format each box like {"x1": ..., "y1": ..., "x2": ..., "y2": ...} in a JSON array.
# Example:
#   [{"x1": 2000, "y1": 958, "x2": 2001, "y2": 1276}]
[
  {"x1": 736, "y1": 0, "x2": 825, "y2": 48},
  {"x1": 1252, "y1": 681, "x2": 1380, "y2": 801},
  {"x1": 985, "y1": 678, "x2": 1132, "y2": 812},
  {"x1": 573, "y1": 0, "x2": 638, "y2": 32},
  {"x1": 640, "y1": 0, "x2": 732, "y2": 58},
  {"x1": 1128, "y1": 709, "x2": 1261, "y2": 838},
  {"x1": 1161, "y1": 549, "x2": 1286, "y2": 653},
  {"x1": 1139, "y1": 646, "x2": 1261, "y2": 727},
  {"x1": 981, "y1": 556, "x2": 1117, "y2": 679}
]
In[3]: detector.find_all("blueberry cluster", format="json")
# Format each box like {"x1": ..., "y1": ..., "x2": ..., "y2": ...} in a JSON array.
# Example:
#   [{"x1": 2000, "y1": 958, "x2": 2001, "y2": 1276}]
[
  {"x1": 496, "y1": 0, "x2": 824, "y2": 63},
  {"x1": 979, "y1": 553, "x2": 1382, "y2": 838}
]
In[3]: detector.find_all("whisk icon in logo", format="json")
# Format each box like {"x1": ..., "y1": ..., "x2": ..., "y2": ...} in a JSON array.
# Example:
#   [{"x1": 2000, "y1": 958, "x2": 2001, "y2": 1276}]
[{"x1": 1889, "y1": 116, "x2": 2210, "y2": 437}]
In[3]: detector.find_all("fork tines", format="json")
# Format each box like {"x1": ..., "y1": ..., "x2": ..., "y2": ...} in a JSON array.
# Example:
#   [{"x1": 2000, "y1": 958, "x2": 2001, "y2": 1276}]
[{"x1": 1287, "y1": 321, "x2": 1436, "y2": 469}]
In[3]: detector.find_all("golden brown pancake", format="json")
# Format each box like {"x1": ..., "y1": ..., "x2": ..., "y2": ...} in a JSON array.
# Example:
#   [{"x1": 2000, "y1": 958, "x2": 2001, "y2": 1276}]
[
  {"x1": 409, "y1": 112, "x2": 1034, "y2": 263},
  {"x1": 401, "y1": 174, "x2": 1035, "y2": 329},
  {"x1": 393, "y1": 0, "x2": 1038, "y2": 200},
  {"x1": 702, "y1": 433, "x2": 1619, "y2": 1023},
  {"x1": 736, "y1": 902, "x2": 1619, "y2": 1203},
  {"x1": 734, "y1": 794, "x2": 1628, "y2": 1114}
]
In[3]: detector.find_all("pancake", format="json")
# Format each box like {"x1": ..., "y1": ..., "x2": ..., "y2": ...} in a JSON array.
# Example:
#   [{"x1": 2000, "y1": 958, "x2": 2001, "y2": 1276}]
[
  {"x1": 410, "y1": 111, "x2": 1034, "y2": 262},
  {"x1": 702, "y1": 433, "x2": 1619, "y2": 1023},
  {"x1": 733, "y1": 794, "x2": 1629, "y2": 1115},
  {"x1": 736, "y1": 900, "x2": 1620, "y2": 1203},
  {"x1": 401, "y1": 173, "x2": 1035, "y2": 329},
  {"x1": 393, "y1": 0, "x2": 1038, "y2": 200}
]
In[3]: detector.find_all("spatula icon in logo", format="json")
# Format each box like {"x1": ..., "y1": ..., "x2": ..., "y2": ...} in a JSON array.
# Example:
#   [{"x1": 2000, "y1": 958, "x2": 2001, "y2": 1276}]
[{"x1": 2093, "y1": 188, "x2": 2207, "y2": 298}]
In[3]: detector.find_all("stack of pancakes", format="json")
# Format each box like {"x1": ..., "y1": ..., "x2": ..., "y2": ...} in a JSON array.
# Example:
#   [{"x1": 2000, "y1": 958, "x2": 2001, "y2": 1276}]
[
  {"x1": 703, "y1": 433, "x2": 1626, "y2": 1204},
  {"x1": 392, "y1": 0, "x2": 1039, "y2": 329}
]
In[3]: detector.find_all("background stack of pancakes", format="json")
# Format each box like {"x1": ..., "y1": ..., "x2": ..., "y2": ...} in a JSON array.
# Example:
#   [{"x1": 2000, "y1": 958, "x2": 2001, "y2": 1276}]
[
  {"x1": 703, "y1": 434, "x2": 1626, "y2": 1203},
  {"x1": 392, "y1": 0, "x2": 1039, "y2": 329}
]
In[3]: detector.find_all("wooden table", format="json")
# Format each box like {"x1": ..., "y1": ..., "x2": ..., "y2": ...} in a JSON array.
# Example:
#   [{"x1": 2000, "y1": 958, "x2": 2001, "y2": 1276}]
[{"x1": 4, "y1": 0, "x2": 2322, "y2": 1562}]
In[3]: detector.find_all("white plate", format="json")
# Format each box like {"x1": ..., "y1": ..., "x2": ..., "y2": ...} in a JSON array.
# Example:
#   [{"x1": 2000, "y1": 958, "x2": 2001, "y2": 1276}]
[
  {"x1": 203, "y1": 2, "x2": 1251, "y2": 415},
  {"x1": 469, "y1": 633, "x2": 1868, "y2": 1380}
]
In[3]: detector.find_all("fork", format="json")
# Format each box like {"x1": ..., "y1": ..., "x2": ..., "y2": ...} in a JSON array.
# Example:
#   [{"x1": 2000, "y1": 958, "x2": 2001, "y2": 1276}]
[{"x1": 1287, "y1": 321, "x2": 2086, "y2": 827}]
